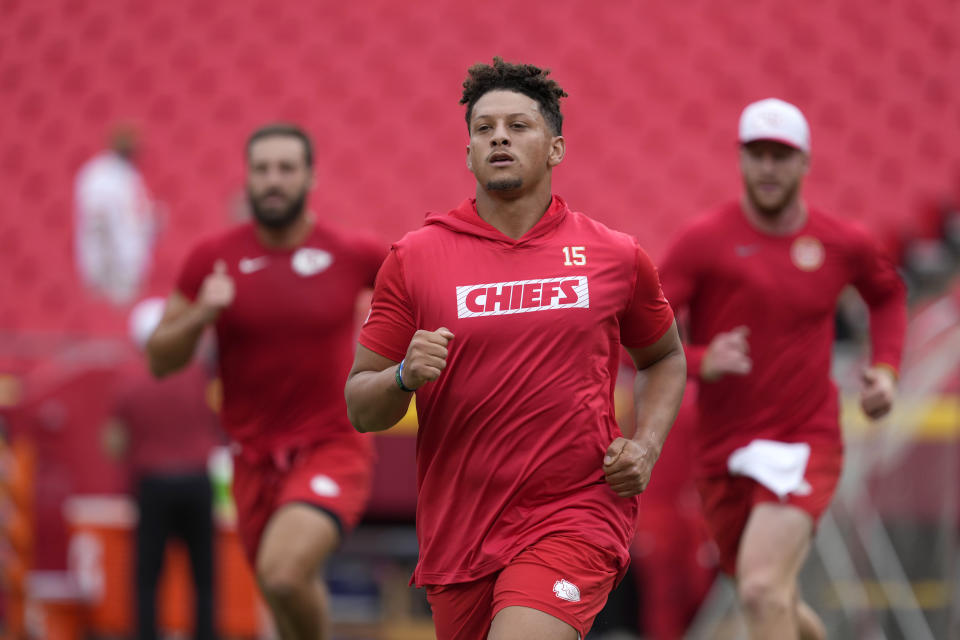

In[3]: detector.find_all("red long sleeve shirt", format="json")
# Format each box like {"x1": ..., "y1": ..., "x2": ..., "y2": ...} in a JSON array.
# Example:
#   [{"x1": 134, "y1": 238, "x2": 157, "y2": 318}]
[{"x1": 660, "y1": 202, "x2": 906, "y2": 475}]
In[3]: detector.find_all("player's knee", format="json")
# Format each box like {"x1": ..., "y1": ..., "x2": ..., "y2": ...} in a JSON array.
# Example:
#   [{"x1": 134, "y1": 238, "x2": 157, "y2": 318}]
[
  {"x1": 256, "y1": 557, "x2": 314, "y2": 604},
  {"x1": 737, "y1": 575, "x2": 792, "y2": 621}
]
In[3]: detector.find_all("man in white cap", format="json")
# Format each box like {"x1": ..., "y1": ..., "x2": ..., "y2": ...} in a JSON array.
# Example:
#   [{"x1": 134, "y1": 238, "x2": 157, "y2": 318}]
[{"x1": 659, "y1": 98, "x2": 907, "y2": 639}]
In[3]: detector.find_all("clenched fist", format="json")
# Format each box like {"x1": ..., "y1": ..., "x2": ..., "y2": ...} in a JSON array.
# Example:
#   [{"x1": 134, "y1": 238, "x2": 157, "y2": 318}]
[
  {"x1": 603, "y1": 437, "x2": 659, "y2": 497},
  {"x1": 860, "y1": 366, "x2": 896, "y2": 420},
  {"x1": 197, "y1": 260, "x2": 235, "y2": 323},
  {"x1": 701, "y1": 325, "x2": 752, "y2": 382},
  {"x1": 399, "y1": 327, "x2": 455, "y2": 390}
]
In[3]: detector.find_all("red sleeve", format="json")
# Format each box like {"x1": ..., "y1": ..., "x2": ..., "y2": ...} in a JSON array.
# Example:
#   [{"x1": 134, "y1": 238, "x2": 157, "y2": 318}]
[
  {"x1": 357, "y1": 247, "x2": 416, "y2": 362},
  {"x1": 353, "y1": 232, "x2": 390, "y2": 288},
  {"x1": 849, "y1": 226, "x2": 907, "y2": 373},
  {"x1": 175, "y1": 240, "x2": 217, "y2": 302},
  {"x1": 659, "y1": 235, "x2": 696, "y2": 314},
  {"x1": 659, "y1": 229, "x2": 707, "y2": 378},
  {"x1": 619, "y1": 244, "x2": 675, "y2": 348}
]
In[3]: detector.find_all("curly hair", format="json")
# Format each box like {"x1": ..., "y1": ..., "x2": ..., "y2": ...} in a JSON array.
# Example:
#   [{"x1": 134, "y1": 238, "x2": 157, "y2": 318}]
[{"x1": 460, "y1": 57, "x2": 568, "y2": 136}]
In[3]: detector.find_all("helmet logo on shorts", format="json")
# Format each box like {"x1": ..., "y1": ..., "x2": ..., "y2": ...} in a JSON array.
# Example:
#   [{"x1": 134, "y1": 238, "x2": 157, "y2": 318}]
[
  {"x1": 310, "y1": 474, "x2": 341, "y2": 497},
  {"x1": 553, "y1": 579, "x2": 581, "y2": 603}
]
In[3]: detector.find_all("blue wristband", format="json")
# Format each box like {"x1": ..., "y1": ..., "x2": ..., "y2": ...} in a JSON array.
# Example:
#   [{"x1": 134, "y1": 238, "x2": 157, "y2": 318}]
[{"x1": 395, "y1": 359, "x2": 415, "y2": 392}]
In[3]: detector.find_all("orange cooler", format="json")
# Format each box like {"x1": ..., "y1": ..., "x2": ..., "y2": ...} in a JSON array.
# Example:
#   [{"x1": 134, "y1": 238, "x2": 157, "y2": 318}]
[{"x1": 63, "y1": 495, "x2": 263, "y2": 638}]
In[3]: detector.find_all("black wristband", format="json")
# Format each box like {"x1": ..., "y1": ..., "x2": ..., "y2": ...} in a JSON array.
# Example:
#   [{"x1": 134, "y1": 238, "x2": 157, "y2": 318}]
[{"x1": 395, "y1": 359, "x2": 415, "y2": 392}]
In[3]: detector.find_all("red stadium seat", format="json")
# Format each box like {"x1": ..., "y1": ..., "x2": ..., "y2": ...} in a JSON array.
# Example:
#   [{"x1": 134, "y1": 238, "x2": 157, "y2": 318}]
[{"x1": 0, "y1": 0, "x2": 957, "y2": 335}]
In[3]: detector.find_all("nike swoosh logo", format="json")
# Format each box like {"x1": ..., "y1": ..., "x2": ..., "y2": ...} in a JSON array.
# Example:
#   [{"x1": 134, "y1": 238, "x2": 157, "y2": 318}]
[{"x1": 238, "y1": 256, "x2": 270, "y2": 274}]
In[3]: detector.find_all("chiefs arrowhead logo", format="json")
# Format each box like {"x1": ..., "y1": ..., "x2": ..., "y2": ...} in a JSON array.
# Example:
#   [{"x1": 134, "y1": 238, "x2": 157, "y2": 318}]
[{"x1": 553, "y1": 579, "x2": 581, "y2": 603}]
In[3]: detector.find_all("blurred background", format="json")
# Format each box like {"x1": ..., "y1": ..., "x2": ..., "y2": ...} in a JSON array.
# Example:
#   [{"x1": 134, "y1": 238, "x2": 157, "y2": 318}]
[{"x1": 0, "y1": 0, "x2": 958, "y2": 638}]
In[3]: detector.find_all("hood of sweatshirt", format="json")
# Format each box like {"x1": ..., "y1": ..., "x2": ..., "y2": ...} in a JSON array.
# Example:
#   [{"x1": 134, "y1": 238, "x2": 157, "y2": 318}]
[{"x1": 422, "y1": 196, "x2": 568, "y2": 248}]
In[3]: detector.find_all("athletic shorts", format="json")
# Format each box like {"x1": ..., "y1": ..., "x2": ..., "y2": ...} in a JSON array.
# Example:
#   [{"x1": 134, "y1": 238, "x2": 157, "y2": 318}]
[
  {"x1": 231, "y1": 436, "x2": 374, "y2": 565},
  {"x1": 425, "y1": 535, "x2": 621, "y2": 640},
  {"x1": 695, "y1": 442, "x2": 842, "y2": 575}
]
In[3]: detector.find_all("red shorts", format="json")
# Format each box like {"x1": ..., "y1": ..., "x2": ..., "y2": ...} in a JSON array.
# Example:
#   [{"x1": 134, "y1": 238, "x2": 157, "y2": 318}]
[
  {"x1": 695, "y1": 442, "x2": 842, "y2": 575},
  {"x1": 231, "y1": 436, "x2": 373, "y2": 565},
  {"x1": 425, "y1": 535, "x2": 621, "y2": 640}
]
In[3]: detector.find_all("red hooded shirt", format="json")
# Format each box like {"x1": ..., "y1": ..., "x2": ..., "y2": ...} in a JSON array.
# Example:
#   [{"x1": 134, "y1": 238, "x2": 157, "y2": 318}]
[{"x1": 359, "y1": 196, "x2": 674, "y2": 585}]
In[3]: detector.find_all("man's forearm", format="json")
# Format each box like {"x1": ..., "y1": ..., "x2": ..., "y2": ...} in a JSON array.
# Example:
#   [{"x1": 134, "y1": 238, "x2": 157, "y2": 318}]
[
  {"x1": 632, "y1": 349, "x2": 687, "y2": 452},
  {"x1": 146, "y1": 306, "x2": 210, "y2": 377},
  {"x1": 867, "y1": 295, "x2": 906, "y2": 374},
  {"x1": 345, "y1": 366, "x2": 414, "y2": 432}
]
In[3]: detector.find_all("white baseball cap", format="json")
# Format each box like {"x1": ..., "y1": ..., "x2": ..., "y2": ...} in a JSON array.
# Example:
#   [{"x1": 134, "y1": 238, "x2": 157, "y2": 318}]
[
  {"x1": 739, "y1": 98, "x2": 810, "y2": 152},
  {"x1": 128, "y1": 297, "x2": 166, "y2": 350}
]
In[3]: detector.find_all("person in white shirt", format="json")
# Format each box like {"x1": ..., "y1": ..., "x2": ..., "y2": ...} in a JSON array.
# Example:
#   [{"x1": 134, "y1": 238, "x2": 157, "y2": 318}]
[{"x1": 74, "y1": 123, "x2": 158, "y2": 306}]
